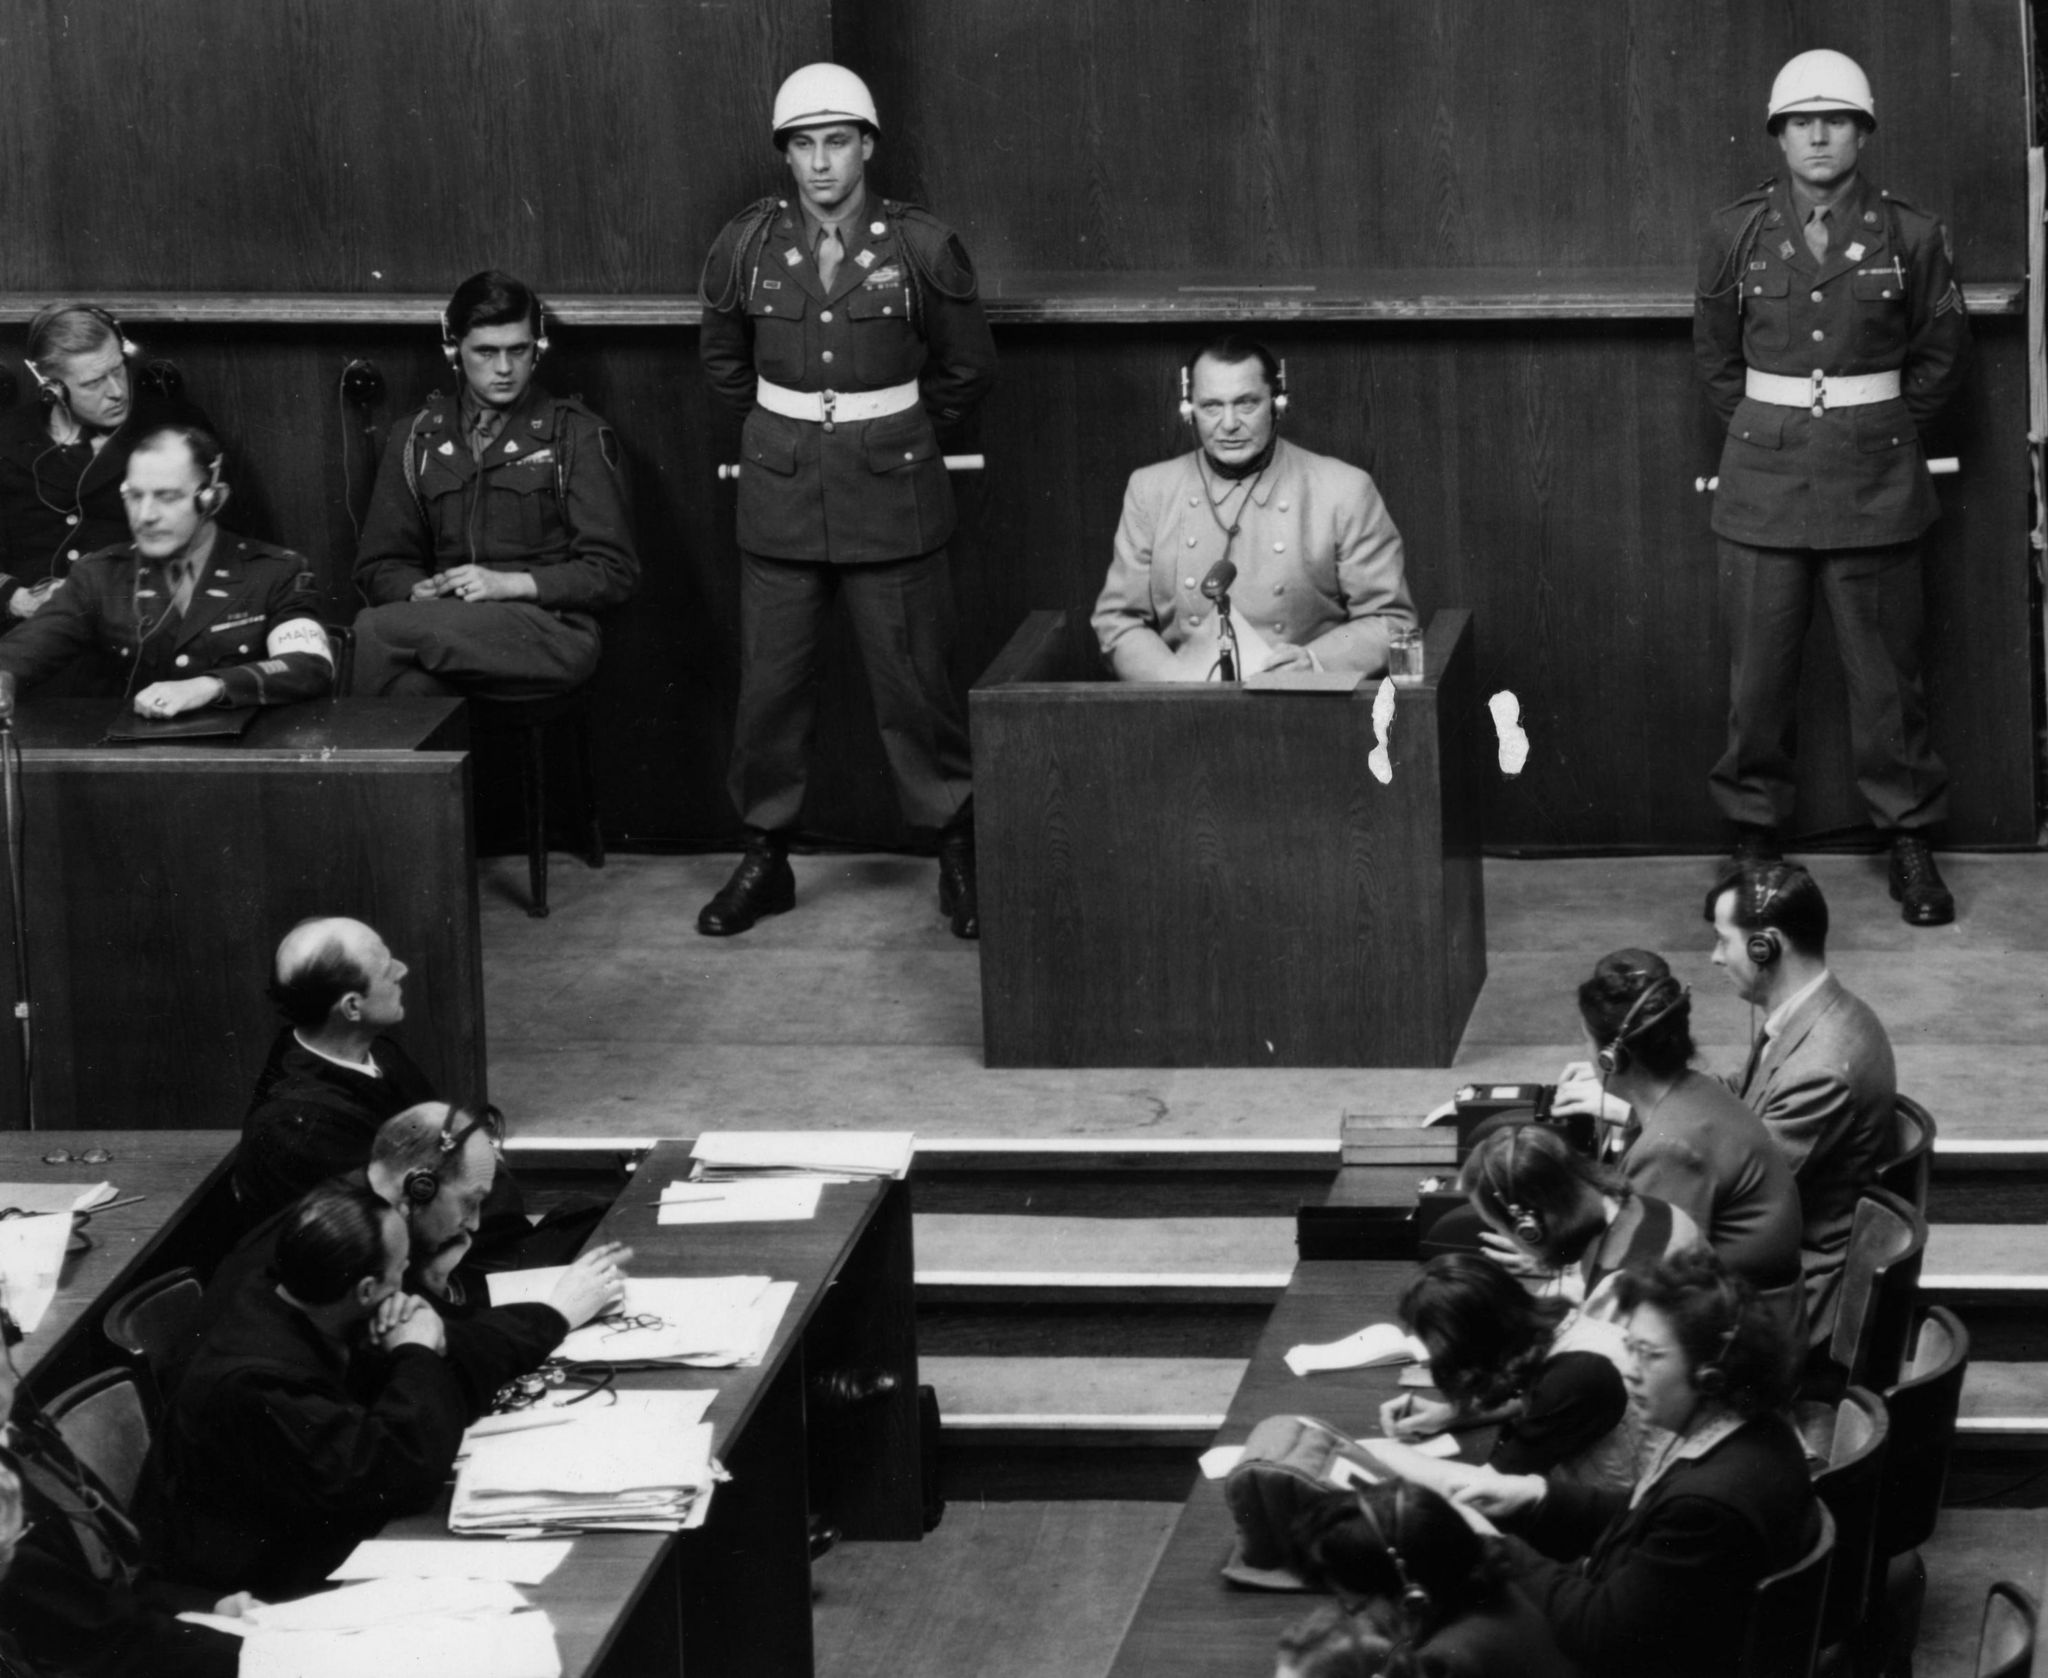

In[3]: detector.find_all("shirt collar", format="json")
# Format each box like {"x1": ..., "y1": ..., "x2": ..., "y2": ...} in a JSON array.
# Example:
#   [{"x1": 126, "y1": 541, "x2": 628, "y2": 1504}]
[
  {"x1": 458, "y1": 386, "x2": 513, "y2": 452},
  {"x1": 1630, "y1": 1406, "x2": 1748, "y2": 1505},
  {"x1": 293, "y1": 1029, "x2": 382, "y2": 1077},
  {"x1": 1763, "y1": 969, "x2": 1831, "y2": 1039},
  {"x1": 799, "y1": 185, "x2": 869, "y2": 248}
]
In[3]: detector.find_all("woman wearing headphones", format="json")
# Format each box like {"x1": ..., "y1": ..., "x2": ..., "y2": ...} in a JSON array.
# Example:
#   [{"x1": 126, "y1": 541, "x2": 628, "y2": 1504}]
[
  {"x1": 1273, "y1": 1481, "x2": 1574, "y2": 1678},
  {"x1": 1453, "y1": 1252, "x2": 1817, "y2": 1678},
  {"x1": 1459, "y1": 1123, "x2": 1705, "y2": 1323},
  {"x1": 1566, "y1": 950, "x2": 1807, "y2": 1342},
  {"x1": 1376, "y1": 1253, "x2": 1640, "y2": 1494}
]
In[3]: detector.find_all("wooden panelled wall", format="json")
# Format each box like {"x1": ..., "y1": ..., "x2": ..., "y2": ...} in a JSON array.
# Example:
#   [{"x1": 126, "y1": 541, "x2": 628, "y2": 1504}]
[{"x1": 0, "y1": 0, "x2": 2034, "y2": 850}]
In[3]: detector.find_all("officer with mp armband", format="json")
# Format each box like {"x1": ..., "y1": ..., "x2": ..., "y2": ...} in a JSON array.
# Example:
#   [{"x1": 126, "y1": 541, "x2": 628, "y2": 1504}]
[
  {"x1": 697, "y1": 63, "x2": 997, "y2": 939},
  {"x1": 1694, "y1": 50, "x2": 1969, "y2": 925}
]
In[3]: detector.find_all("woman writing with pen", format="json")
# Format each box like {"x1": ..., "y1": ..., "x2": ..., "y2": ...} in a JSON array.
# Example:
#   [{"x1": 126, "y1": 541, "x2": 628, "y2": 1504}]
[{"x1": 1375, "y1": 1253, "x2": 1642, "y2": 1495}]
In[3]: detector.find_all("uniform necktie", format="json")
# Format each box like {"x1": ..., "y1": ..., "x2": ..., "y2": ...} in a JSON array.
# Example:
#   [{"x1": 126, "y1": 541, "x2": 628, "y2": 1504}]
[
  {"x1": 166, "y1": 558, "x2": 197, "y2": 617},
  {"x1": 816, "y1": 226, "x2": 843, "y2": 291},
  {"x1": 1804, "y1": 206, "x2": 1831, "y2": 263}
]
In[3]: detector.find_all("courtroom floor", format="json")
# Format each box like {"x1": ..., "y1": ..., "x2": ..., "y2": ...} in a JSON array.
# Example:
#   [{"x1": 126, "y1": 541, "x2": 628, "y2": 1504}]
[{"x1": 478, "y1": 849, "x2": 2048, "y2": 1141}]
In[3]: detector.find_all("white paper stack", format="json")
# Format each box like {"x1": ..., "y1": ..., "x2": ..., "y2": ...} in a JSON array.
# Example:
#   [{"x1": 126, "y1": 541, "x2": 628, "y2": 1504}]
[
  {"x1": 0, "y1": 1182, "x2": 117, "y2": 1215},
  {"x1": 658, "y1": 1179, "x2": 823, "y2": 1225},
  {"x1": 0, "y1": 1211, "x2": 74, "y2": 1333},
  {"x1": 1284, "y1": 1322, "x2": 1431, "y2": 1378},
  {"x1": 486, "y1": 1271, "x2": 795, "y2": 1368},
  {"x1": 450, "y1": 1393, "x2": 720, "y2": 1536},
  {"x1": 688, "y1": 1129, "x2": 914, "y2": 1181}
]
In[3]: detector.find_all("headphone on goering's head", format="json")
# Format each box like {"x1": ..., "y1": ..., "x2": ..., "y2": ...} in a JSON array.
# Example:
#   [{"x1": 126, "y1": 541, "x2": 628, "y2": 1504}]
[
  {"x1": 1178, "y1": 352, "x2": 1289, "y2": 423},
  {"x1": 402, "y1": 1104, "x2": 505, "y2": 1207},
  {"x1": 441, "y1": 298, "x2": 552, "y2": 368},
  {"x1": 25, "y1": 304, "x2": 141, "y2": 410}
]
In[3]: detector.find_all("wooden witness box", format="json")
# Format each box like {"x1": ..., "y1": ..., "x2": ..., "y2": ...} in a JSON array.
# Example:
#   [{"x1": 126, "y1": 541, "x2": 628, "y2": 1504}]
[{"x1": 971, "y1": 609, "x2": 1485, "y2": 1067}]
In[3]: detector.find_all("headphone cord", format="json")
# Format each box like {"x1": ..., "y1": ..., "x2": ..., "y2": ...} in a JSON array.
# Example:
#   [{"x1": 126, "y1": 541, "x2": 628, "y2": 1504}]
[{"x1": 2, "y1": 726, "x2": 29, "y2": 1129}]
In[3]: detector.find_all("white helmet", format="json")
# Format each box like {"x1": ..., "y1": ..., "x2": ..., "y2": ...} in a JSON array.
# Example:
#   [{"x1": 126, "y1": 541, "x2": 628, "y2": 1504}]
[
  {"x1": 771, "y1": 63, "x2": 879, "y2": 141},
  {"x1": 1767, "y1": 49, "x2": 1875, "y2": 127}
]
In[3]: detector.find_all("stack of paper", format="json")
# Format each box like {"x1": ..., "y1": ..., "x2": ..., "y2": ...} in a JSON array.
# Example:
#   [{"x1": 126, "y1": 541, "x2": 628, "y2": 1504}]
[
  {"x1": 657, "y1": 1179, "x2": 823, "y2": 1226},
  {"x1": 486, "y1": 1271, "x2": 795, "y2": 1368},
  {"x1": 0, "y1": 1212, "x2": 74, "y2": 1334},
  {"x1": 0, "y1": 1182, "x2": 117, "y2": 1215},
  {"x1": 689, "y1": 1129, "x2": 914, "y2": 1181},
  {"x1": 1284, "y1": 1322, "x2": 1431, "y2": 1377},
  {"x1": 450, "y1": 1392, "x2": 720, "y2": 1535}
]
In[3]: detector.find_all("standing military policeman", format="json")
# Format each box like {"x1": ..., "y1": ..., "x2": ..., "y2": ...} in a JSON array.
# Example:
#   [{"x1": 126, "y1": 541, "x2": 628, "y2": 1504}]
[
  {"x1": 1695, "y1": 50, "x2": 1970, "y2": 925},
  {"x1": 698, "y1": 64, "x2": 997, "y2": 939}
]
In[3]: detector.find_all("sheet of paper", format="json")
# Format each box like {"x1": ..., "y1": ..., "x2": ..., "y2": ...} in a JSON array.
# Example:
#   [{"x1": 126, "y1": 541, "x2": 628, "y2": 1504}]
[
  {"x1": 689, "y1": 1129, "x2": 913, "y2": 1179},
  {"x1": 1397, "y1": 1363, "x2": 1437, "y2": 1389},
  {"x1": 658, "y1": 1179, "x2": 822, "y2": 1225},
  {"x1": 236, "y1": 1607, "x2": 561, "y2": 1678},
  {"x1": 1198, "y1": 1445, "x2": 1245, "y2": 1480},
  {"x1": 1284, "y1": 1322, "x2": 1429, "y2": 1377},
  {"x1": 486, "y1": 1272, "x2": 781, "y2": 1364},
  {"x1": 0, "y1": 1211, "x2": 73, "y2": 1333},
  {"x1": 330, "y1": 1538, "x2": 573, "y2": 1586},
  {"x1": 0, "y1": 1182, "x2": 114, "y2": 1216}
]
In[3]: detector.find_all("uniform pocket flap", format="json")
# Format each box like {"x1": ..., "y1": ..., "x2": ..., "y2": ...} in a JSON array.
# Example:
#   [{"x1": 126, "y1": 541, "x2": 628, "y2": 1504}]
[
  {"x1": 744, "y1": 410, "x2": 801, "y2": 476},
  {"x1": 488, "y1": 459, "x2": 554, "y2": 495},
  {"x1": 846, "y1": 286, "x2": 905, "y2": 321},
  {"x1": 1851, "y1": 270, "x2": 1906, "y2": 303},
  {"x1": 1744, "y1": 267, "x2": 1790, "y2": 300},
  {"x1": 863, "y1": 408, "x2": 937, "y2": 473},
  {"x1": 1730, "y1": 403, "x2": 1787, "y2": 451},
  {"x1": 748, "y1": 285, "x2": 807, "y2": 321},
  {"x1": 1854, "y1": 410, "x2": 1916, "y2": 453}
]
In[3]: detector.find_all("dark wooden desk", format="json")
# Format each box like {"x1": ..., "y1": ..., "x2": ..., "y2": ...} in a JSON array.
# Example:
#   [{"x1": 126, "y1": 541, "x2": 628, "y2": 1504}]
[
  {"x1": 971, "y1": 609, "x2": 1486, "y2": 1067},
  {"x1": 1110, "y1": 1259, "x2": 1422, "y2": 1677},
  {"x1": 0, "y1": 698, "x2": 483, "y2": 1128},
  {"x1": 0, "y1": 1129, "x2": 237, "y2": 1398},
  {"x1": 398, "y1": 1140, "x2": 923, "y2": 1678}
]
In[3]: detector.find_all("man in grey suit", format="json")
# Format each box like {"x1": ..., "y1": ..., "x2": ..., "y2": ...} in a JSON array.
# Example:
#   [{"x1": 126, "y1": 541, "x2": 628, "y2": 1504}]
[{"x1": 1704, "y1": 862, "x2": 1895, "y2": 1344}]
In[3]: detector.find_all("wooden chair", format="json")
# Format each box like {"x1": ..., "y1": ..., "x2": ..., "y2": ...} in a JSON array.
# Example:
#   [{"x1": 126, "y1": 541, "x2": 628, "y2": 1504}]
[
  {"x1": 1741, "y1": 1502, "x2": 1835, "y2": 1678},
  {"x1": 1876, "y1": 1308, "x2": 1972, "y2": 1675},
  {"x1": 1976, "y1": 1581, "x2": 2038, "y2": 1678},
  {"x1": 471, "y1": 686, "x2": 605, "y2": 918},
  {"x1": 42, "y1": 1368, "x2": 149, "y2": 1509},
  {"x1": 1794, "y1": 1386, "x2": 1889, "y2": 1662},
  {"x1": 102, "y1": 1266, "x2": 204, "y2": 1408},
  {"x1": 1828, "y1": 1188, "x2": 1927, "y2": 1393},
  {"x1": 1878, "y1": 1097, "x2": 1935, "y2": 1215}
]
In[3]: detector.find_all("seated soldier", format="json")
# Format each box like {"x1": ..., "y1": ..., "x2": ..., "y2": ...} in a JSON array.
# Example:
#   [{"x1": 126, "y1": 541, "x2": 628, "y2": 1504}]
[
  {"x1": 0, "y1": 304, "x2": 211, "y2": 643},
  {"x1": 0, "y1": 1297, "x2": 250, "y2": 1676},
  {"x1": 240, "y1": 916, "x2": 600, "y2": 1268},
  {"x1": 350, "y1": 270, "x2": 638, "y2": 699},
  {"x1": 0, "y1": 425, "x2": 332, "y2": 715},
  {"x1": 1092, "y1": 333, "x2": 1417, "y2": 682},
  {"x1": 143, "y1": 1185, "x2": 472, "y2": 1599}
]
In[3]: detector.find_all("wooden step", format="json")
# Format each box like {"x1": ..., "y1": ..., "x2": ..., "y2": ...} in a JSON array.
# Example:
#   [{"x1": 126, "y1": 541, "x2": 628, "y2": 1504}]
[
  {"x1": 913, "y1": 1214, "x2": 1296, "y2": 1304},
  {"x1": 1922, "y1": 1225, "x2": 2048, "y2": 1301},
  {"x1": 924, "y1": 1356, "x2": 1242, "y2": 1447}
]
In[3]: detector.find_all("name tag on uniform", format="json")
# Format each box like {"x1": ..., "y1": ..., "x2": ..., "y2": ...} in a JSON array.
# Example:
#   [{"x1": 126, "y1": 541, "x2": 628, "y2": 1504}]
[{"x1": 760, "y1": 279, "x2": 782, "y2": 290}]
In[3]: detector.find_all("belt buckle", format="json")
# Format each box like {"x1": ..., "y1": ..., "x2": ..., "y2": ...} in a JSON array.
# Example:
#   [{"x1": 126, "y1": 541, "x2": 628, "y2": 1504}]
[
  {"x1": 821, "y1": 389, "x2": 838, "y2": 434},
  {"x1": 1809, "y1": 371, "x2": 1827, "y2": 417}
]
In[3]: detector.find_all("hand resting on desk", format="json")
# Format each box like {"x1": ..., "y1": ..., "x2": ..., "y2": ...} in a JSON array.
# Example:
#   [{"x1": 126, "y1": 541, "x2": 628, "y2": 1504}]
[{"x1": 546, "y1": 1240, "x2": 634, "y2": 1330}]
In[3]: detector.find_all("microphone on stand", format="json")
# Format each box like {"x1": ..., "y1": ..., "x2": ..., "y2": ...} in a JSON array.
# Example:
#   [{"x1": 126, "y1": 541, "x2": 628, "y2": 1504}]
[
  {"x1": 0, "y1": 672, "x2": 16, "y2": 731},
  {"x1": 1200, "y1": 560, "x2": 1241, "y2": 684}
]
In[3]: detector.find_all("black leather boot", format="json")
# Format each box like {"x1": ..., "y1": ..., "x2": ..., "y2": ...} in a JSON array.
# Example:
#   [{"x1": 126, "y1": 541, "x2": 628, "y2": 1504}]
[
  {"x1": 937, "y1": 827, "x2": 978, "y2": 940},
  {"x1": 1889, "y1": 835, "x2": 1954, "y2": 927},
  {"x1": 697, "y1": 833, "x2": 795, "y2": 936}
]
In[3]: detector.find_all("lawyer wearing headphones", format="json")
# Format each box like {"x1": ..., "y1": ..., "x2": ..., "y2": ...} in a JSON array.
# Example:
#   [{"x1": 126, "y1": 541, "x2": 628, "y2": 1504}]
[
  {"x1": 1703, "y1": 860, "x2": 1894, "y2": 1345},
  {"x1": 351, "y1": 269, "x2": 639, "y2": 700},
  {"x1": 0, "y1": 303, "x2": 211, "y2": 635},
  {"x1": 1092, "y1": 333, "x2": 1416, "y2": 683},
  {"x1": 0, "y1": 424, "x2": 333, "y2": 715}
]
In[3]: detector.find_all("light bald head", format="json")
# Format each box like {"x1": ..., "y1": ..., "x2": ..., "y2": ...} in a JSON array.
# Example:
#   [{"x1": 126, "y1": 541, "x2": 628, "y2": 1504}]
[{"x1": 270, "y1": 916, "x2": 407, "y2": 1032}]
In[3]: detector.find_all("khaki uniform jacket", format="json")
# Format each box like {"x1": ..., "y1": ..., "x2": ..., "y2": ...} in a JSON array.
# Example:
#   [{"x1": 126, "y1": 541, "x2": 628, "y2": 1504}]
[
  {"x1": 1693, "y1": 173, "x2": 1971, "y2": 550},
  {"x1": 353, "y1": 382, "x2": 638, "y2": 615},
  {"x1": 0, "y1": 531, "x2": 331, "y2": 705},
  {"x1": 699, "y1": 195, "x2": 998, "y2": 564},
  {"x1": 1093, "y1": 438, "x2": 1417, "y2": 676}
]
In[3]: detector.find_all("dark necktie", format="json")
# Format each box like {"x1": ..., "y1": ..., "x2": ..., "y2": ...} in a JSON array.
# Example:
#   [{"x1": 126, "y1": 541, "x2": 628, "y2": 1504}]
[
  {"x1": 1804, "y1": 206, "x2": 1831, "y2": 263},
  {"x1": 166, "y1": 558, "x2": 197, "y2": 617},
  {"x1": 817, "y1": 226, "x2": 843, "y2": 291}
]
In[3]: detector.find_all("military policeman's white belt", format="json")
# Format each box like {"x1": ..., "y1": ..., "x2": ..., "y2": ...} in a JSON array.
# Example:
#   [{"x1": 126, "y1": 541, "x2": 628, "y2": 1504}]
[
  {"x1": 1745, "y1": 368, "x2": 1902, "y2": 415},
  {"x1": 756, "y1": 378, "x2": 921, "y2": 424}
]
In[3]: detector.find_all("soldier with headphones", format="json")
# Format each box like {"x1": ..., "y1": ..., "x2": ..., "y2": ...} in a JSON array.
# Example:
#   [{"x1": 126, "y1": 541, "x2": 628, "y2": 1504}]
[
  {"x1": 696, "y1": 64, "x2": 997, "y2": 940},
  {"x1": 1092, "y1": 332, "x2": 1416, "y2": 683},
  {"x1": 1703, "y1": 860, "x2": 1895, "y2": 1344},
  {"x1": 0, "y1": 303, "x2": 212, "y2": 643},
  {"x1": 351, "y1": 269, "x2": 639, "y2": 701},
  {"x1": 1461, "y1": 1251, "x2": 1815, "y2": 1678},
  {"x1": 0, "y1": 423, "x2": 334, "y2": 716}
]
